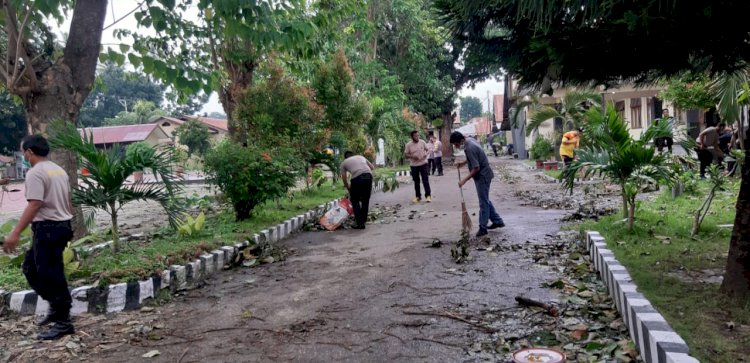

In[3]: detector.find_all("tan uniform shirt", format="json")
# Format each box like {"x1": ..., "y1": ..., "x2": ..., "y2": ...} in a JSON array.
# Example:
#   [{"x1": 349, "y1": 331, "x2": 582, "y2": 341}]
[
  {"x1": 404, "y1": 140, "x2": 428, "y2": 167},
  {"x1": 340, "y1": 156, "x2": 372, "y2": 179},
  {"x1": 25, "y1": 161, "x2": 73, "y2": 222}
]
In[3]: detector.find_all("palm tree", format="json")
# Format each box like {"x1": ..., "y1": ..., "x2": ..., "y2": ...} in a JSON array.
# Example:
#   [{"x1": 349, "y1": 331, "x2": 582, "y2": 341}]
[
  {"x1": 561, "y1": 106, "x2": 674, "y2": 230},
  {"x1": 50, "y1": 122, "x2": 182, "y2": 253},
  {"x1": 711, "y1": 70, "x2": 749, "y2": 150},
  {"x1": 509, "y1": 90, "x2": 602, "y2": 137}
]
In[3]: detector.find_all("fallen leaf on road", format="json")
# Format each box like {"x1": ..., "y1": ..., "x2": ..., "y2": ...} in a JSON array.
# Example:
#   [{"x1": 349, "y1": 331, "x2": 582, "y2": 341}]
[
  {"x1": 142, "y1": 350, "x2": 160, "y2": 358},
  {"x1": 571, "y1": 329, "x2": 587, "y2": 340}
]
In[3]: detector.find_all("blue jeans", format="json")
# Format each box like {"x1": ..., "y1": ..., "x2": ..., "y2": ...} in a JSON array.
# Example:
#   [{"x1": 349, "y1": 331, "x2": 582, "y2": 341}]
[{"x1": 475, "y1": 176, "x2": 503, "y2": 232}]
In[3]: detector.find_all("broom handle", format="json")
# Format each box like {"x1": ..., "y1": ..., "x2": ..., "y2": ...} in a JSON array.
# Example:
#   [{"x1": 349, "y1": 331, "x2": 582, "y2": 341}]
[{"x1": 457, "y1": 166, "x2": 465, "y2": 201}]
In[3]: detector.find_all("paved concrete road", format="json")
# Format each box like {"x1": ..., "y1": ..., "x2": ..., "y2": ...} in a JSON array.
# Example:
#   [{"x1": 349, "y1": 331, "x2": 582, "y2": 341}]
[{"x1": 71, "y1": 159, "x2": 566, "y2": 362}]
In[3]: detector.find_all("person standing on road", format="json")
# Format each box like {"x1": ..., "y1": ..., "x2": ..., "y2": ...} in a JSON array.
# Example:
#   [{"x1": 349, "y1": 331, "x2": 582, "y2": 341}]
[
  {"x1": 654, "y1": 109, "x2": 675, "y2": 153},
  {"x1": 450, "y1": 131, "x2": 505, "y2": 237},
  {"x1": 404, "y1": 131, "x2": 431, "y2": 203},
  {"x1": 3, "y1": 135, "x2": 75, "y2": 340},
  {"x1": 340, "y1": 151, "x2": 375, "y2": 230},
  {"x1": 426, "y1": 137, "x2": 436, "y2": 176},
  {"x1": 559, "y1": 129, "x2": 581, "y2": 167},
  {"x1": 430, "y1": 134, "x2": 444, "y2": 176},
  {"x1": 696, "y1": 123, "x2": 726, "y2": 178}
]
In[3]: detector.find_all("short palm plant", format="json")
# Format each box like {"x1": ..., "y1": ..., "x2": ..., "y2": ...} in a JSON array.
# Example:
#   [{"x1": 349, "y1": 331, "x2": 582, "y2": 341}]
[
  {"x1": 562, "y1": 106, "x2": 675, "y2": 230},
  {"x1": 50, "y1": 122, "x2": 182, "y2": 252}
]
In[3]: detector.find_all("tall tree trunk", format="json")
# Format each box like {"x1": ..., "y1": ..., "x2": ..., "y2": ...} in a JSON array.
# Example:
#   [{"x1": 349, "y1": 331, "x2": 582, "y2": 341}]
[
  {"x1": 218, "y1": 58, "x2": 255, "y2": 146},
  {"x1": 440, "y1": 112, "x2": 453, "y2": 158},
  {"x1": 721, "y1": 129, "x2": 750, "y2": 300},
  {"x1": 627, "y1": 199, "x2": 635, "y2": 230},
  {"x1": 17, "y1": 0, "x2": 107, "y2": 239},
  {"x1": 621, "y1": 186, "x2": 628, "y2": 219}
]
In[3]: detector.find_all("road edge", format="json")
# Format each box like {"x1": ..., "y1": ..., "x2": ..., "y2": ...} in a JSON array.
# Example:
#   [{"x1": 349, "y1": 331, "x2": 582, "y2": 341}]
[{"x1": 584, "y1": 230, "x2": 699, "y2": 363}]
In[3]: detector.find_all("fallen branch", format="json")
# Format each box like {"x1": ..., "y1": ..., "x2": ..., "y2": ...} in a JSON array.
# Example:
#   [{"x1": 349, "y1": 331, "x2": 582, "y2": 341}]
[
  {"x1": 177, "y1": 347, "x2": 190, "y2": 363},
  {"x1": 514, "y1": 296, "x2": 560, "y2": 317}
]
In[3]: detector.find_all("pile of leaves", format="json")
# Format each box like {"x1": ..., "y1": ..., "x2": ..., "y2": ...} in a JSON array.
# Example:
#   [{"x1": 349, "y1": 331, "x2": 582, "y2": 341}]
[{"x1": 456, "y1": 231, "x2": 642, "y2": 362}]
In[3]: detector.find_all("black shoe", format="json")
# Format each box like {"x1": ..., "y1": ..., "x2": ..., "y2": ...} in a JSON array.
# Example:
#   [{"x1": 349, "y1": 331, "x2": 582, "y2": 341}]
[
  {"x1": 437, "y1": 173, "x2": 444, "y2": 176},
  {"x1": 36, "y1": 314, "x2": 55, "y2": 327},
  {"x1": 352, "y1": 224, "x2": 365, "y2": 230},
  {"x1": 488, "y1": 222, "x2": 505, "y2": 230},
  {"x1": 475, "y1": 229, "x2": 488, "y2": 237},
  {"x1": 37, "y1": 322, "x2": 75, "y2": 340}
]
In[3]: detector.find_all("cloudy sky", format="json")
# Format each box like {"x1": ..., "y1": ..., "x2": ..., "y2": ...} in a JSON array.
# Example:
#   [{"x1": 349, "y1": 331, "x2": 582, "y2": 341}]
[{"x1": 60, "y1": 1, "x2": 504, "y2": 115}]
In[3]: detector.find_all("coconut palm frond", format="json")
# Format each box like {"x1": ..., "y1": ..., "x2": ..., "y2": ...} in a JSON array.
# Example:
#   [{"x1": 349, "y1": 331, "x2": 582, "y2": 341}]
[
  {"x1": 711, "y1": 69, "x2": 748, "y2": 124},
  {"x1": 525, "y1": 107, "x2": 562, "y2": 136},
  {"x1": 561, "y1": 147, "x2": 611, "y2": 192},
  {"x1": 639, "y1": 120, "x2": 672, "y2": 145}
]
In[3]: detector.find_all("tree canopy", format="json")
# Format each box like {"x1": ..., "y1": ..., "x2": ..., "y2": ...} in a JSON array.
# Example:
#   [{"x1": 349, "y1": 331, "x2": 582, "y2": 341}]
[
  {"x1": 79, "y1": 63, "x2": 166, "y2": 127},
  {"x1": 434, "y1": 0, "x2": 750, "y2": 91},
  {"x1": 459, "y1": 96, "x2": 482, "y2": 122}
]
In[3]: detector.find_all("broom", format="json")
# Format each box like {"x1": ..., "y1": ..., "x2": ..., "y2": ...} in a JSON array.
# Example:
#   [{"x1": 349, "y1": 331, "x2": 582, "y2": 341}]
[{"x1": 457, "y1": 166, "x2": 472, "y2": 232}]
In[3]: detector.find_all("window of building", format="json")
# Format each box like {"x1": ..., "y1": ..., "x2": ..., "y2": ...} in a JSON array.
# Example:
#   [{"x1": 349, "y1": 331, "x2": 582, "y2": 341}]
[{"x1": 630, "y1": 98, "x2": 642, "y2": 129}]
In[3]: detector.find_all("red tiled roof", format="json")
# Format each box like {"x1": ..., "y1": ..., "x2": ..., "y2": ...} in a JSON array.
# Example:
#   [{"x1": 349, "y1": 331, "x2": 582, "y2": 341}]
[
  {"x1": 184, "y1": 116, "x2": 228, "y2": 132},
  {"x1": 79, "y1": 124, "x2": 163, "y2": 145}
]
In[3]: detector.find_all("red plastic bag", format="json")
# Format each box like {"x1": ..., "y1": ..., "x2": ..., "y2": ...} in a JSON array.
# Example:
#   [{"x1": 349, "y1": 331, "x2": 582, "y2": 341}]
[{"x1": 320, "y1": 197, "x2": 354, "y2": 231}]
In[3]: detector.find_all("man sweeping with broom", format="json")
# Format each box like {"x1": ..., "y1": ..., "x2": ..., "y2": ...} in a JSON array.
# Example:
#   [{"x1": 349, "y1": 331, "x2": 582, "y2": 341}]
[{"x1": 450, "y1": 131, "x2": 505, "y2": 237}]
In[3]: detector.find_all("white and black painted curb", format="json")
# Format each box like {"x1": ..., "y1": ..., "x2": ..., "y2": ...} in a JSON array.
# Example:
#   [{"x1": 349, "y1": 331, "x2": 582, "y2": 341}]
[
  {"x1": 0, "y1": 173, "x2": 408, "y2": 317},
  {"x1": 585, "y1": 231, "x2": 699, "y2": 363}
]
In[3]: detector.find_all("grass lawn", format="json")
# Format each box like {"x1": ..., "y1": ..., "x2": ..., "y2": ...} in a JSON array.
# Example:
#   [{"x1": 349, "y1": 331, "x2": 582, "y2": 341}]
[
  {"x1": 578, "y1": 180, "x2": 750, "y2": 362},
  {"x1": 544, "y1": 169, "x2": 562, "y2": 179},
  {"x1": 0, "y1": 182, "x2": 346, "y2": 291}
]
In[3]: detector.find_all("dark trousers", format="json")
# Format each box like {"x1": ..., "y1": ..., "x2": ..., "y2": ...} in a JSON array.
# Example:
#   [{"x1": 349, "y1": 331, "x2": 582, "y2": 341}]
[
  {"x1": 410, "y1": 164, "x2": 431, "y2": 199},
  {"x1": 656, "y1": 137, "x2": 673, "y2": 152},
  {"x1": 350, "y1": 174, "x2": 373, "y2": 227},
  {"x1": 23, "y1": 220, "x2": 73, "y2": 319},
  {"x1": 695, "y1": 148, "x2": 723, "y2": 177},
  {"x1": 430, "y1": 157, "x2": 443, "y2": 175}
]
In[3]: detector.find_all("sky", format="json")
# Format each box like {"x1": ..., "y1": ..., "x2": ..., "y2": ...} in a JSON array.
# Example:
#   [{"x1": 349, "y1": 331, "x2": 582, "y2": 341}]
[{"x1": 60, "y1": 1, "x2": 503, "y2": 116}]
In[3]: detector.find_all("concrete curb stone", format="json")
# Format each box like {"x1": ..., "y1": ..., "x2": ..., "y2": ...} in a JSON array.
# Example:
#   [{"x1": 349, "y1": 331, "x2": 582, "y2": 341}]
[{"x1": 585, "y1": 231, "x2": 699, "y2": 363}]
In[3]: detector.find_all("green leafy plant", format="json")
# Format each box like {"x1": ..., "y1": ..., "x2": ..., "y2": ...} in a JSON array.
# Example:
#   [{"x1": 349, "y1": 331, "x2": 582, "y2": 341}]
[
  {"x1": 50, "y1": 122, "x2": 182, "y2": 253},
  {"x1": 176, "y1": 212, "x2": 206, "y2": 237},
  {"x1": 203, "y1": 141, "x2": 300, "y2": 221},
  {"x1": 174, "y1": 119, "x2": 212, "y2": 157},
  {"x1": 311, "y1": 168, "x2": 326, "y2": 188},
  {"x1": 530, "y1": 136, "x2": 554, "y2": 161}
]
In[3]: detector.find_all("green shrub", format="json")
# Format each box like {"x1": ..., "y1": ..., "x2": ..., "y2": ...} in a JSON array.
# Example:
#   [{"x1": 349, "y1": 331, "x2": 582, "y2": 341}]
[
  {"x1": 530, "y1": 136, "x2": 554, "y2": 160},
  {"x1": 203, "y1": 141, "x2": 300, "y2": 221}
]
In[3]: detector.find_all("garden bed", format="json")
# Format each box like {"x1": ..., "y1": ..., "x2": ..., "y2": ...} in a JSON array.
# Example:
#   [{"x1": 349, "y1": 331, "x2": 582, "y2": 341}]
[
  {"x1": 0, "y1": 182, "x2": 346, "y2": 292},
  {"x1": 577, "y1": 180, "x2": 750, "y2": 362}
]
